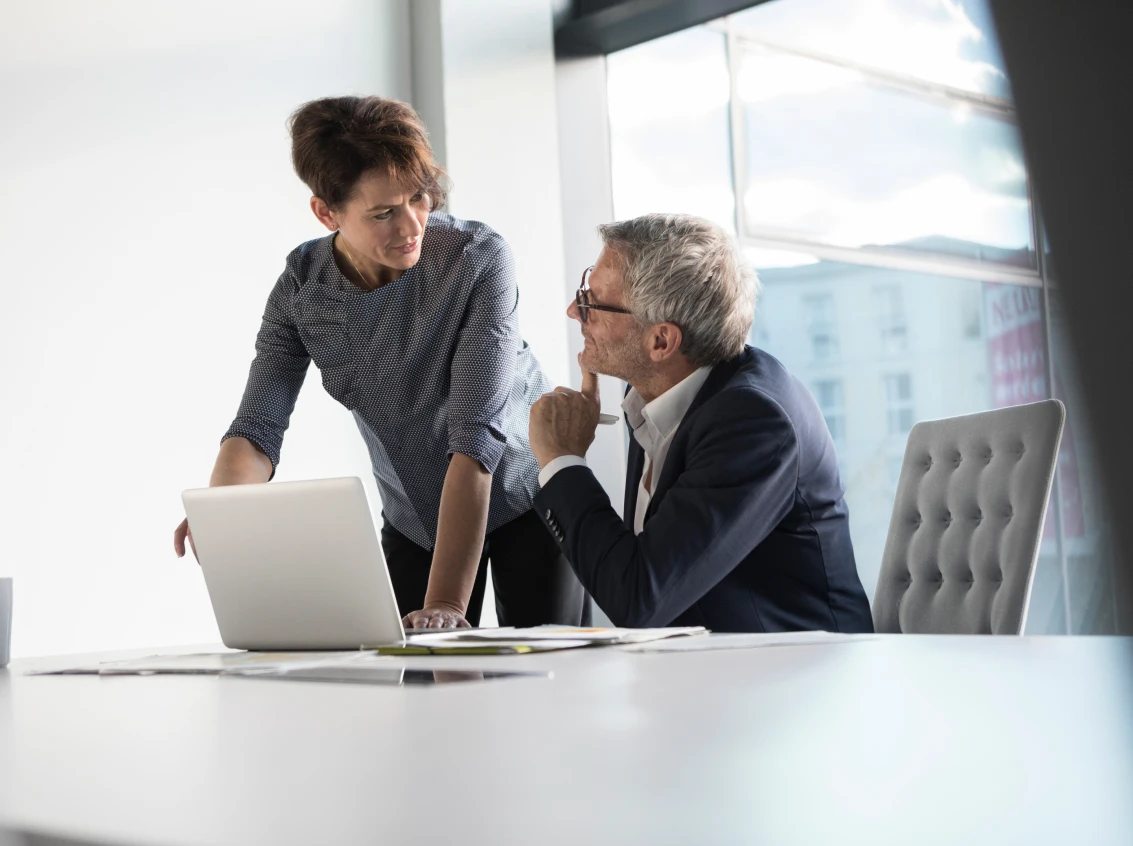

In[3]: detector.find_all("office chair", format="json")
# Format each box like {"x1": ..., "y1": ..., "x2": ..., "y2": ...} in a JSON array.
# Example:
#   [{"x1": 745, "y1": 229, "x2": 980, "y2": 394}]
[{"x1": 873, "y1": 399, "x2": 1065, "y2": 634}]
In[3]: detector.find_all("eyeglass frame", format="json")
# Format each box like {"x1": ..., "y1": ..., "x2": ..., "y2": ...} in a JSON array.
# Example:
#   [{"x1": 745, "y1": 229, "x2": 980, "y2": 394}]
[{"x1": 574, "y1": 265, "x2": 634, "y2": 324}]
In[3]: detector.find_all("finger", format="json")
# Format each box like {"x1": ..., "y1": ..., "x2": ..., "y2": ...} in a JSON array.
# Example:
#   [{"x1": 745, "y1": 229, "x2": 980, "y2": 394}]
[
  {"x1": 174, "y1": 519, "x2": 187, "y2": 557},
  {"x1": 581, "y1": 368, "x2": 599, "y2": 401},
  {"x1": 457, "y1": 616, "x2": 471, "y2": 629}
]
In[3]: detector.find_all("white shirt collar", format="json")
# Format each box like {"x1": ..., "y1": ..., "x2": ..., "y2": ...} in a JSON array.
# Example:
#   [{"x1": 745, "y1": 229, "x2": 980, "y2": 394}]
[{"x1": 622, "y1": 366, "x2": 713, "y2": 452}]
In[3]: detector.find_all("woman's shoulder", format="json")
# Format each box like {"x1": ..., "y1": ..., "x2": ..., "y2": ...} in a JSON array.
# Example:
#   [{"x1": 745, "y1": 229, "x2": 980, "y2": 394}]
[
  {"x1": 282, "y1": 234, "x2": 335, "y2": 282},
  {"x1": 423, "y1": 213, "x2": 510, "y2": 262}
]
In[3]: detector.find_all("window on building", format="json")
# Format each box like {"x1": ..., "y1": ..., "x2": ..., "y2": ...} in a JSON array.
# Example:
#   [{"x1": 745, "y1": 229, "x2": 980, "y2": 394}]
[
  {"x1": 804, "y1": 293, "x2": 839, "y2": 360},
  {"x1": 813, "y1": 379, "x2": 846, "y2": 442},
  {"x1": 884, "y1": 373, "x2": 915, "y2": 436},
  {"x1": 873, "y1": 285, "x2": 908, "y2": 355}
]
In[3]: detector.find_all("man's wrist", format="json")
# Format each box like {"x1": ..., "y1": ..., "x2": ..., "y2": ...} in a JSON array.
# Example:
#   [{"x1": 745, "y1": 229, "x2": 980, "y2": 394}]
[{"x1": 538, "y1": 454, "x2": 588, "y2": 488}]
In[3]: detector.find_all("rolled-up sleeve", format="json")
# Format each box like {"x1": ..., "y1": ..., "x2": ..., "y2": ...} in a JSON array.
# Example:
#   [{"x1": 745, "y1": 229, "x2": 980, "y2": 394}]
[
  {"x1": 446, "y1": 237, "x2": 519, "y2": 474},
  {"x1": 221, "y1": 271, "x2": 310, "y2": 475}
]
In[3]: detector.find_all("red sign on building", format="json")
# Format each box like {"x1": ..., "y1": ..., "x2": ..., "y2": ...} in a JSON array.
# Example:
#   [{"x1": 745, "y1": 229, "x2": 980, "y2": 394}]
[{"x1": 984, "y1": 283, "x2": 1083, "y2": 537}]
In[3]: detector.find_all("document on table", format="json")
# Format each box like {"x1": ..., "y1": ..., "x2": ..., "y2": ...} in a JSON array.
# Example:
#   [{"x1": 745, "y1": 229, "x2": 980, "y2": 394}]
[
  {"x1": 619, "y1": 631, "x2": 875, "y2": 652},
  {"x1": 26, "y1": 651, "x2": 368, "y2": 676},
  {"x1": 368, "y1": 625, "x2": 708, "y2": 655}
]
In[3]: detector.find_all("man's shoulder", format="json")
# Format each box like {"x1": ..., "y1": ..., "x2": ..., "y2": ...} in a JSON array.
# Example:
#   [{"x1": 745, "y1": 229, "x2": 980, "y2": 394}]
[{"x1": 697, "y1": 346, "x2": 801, "y2": 419}]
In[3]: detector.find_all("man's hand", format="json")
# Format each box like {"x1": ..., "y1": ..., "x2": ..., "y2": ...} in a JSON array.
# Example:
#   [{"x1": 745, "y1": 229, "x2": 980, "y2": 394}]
[
  {"x1": 402, "y1": 603, "x2": 471, "y2": 630},
  {"x1": 529, "y1": 367, "x2": 601, "y2": 468}
]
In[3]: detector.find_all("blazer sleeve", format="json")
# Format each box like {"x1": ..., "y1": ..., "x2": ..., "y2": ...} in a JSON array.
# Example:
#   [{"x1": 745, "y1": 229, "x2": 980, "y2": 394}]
[{"x1": 533, "y1": 389, "x2": 798, "y2": 628}]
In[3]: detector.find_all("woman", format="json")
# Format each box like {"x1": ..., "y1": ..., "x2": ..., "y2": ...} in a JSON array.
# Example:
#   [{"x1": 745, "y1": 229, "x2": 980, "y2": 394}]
[{"x1": 173, "y1": 95, "x2": 589, "y2": 630}]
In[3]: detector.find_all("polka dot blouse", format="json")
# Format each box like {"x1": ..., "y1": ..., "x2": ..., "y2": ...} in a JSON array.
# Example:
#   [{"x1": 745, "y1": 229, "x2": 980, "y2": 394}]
[{"x1": 223, "y1": 213, "x2": 551, "y2": 550}]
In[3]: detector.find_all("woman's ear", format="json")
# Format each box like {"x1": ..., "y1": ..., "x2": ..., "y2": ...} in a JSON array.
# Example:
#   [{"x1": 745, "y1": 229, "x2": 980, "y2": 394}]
[{"x1": 309, "y1": 196, "x2": 339, "y2": 232}]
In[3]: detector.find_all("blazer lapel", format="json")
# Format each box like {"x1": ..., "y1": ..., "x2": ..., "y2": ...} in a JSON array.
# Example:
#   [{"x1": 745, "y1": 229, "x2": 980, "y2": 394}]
[
  {"x1": 643, "y1": 348, "x2": 752, "y2": 523},
  {"x1": 624, "y1": 436, "x2": 644, "y2": 529}
]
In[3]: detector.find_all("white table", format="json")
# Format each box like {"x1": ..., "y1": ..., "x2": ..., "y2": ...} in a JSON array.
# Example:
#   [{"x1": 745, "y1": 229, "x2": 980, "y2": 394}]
[{"x1": 2, "y1": 636, "x2": 1132, "y2": 846}]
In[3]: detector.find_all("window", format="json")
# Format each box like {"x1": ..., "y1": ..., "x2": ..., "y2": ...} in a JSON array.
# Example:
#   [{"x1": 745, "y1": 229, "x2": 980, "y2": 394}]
[
  {"x1": 813, "y1": 379, "x2": 845, "y2": 442},
  {"x1": 873, "y1": 285, "x2": 908, "y2": 355},
  {"x1": 607, "y1": 0, "x2": 1116, "y2": 634},
  {"x1": 804, "y1": 293, "x2": 839, "y2": 360},
  {"x1": 885, "y1": 373, "x2": 915, "y2": 436}
]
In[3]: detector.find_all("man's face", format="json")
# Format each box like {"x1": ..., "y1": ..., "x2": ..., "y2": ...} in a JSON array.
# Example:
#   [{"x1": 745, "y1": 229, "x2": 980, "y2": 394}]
[{"x1": 567, "y1": 247, "x2": 650, "y2": 383}]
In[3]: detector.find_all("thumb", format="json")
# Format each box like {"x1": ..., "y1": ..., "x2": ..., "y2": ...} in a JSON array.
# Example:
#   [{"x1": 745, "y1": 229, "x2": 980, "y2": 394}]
[{"x1": 580, "y1": 367, "x2": 599, "y2": 402}]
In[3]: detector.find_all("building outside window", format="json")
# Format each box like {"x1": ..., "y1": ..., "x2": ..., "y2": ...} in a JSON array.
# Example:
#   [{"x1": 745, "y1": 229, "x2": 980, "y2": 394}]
[
  {"x1": 804, "y1": 293, "x2": 839, "y2": 360},
  {"x1": 812, "y1": 379, "x2": 846, "y2": 443},
  {"x1": 606, "y1": 0, "x2": 1116, "y2": 634},
  {"x1": 884, "y1": 373, "x2": 915, "y2": 437},
  {"x1": 874, "y1": 285, "x2": 908, "y2": 355}
]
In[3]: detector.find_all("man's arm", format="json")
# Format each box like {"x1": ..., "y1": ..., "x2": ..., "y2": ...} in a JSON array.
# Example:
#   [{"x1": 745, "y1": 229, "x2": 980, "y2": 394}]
[{"x1": 534, "y1": 393, "x2": 797, "y2": 628}]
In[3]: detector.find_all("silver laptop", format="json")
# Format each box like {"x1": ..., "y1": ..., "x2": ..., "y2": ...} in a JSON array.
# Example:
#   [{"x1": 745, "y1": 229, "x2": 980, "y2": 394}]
[{"x1": 182, "y1": 477, "x2": 406, "y2": 650}]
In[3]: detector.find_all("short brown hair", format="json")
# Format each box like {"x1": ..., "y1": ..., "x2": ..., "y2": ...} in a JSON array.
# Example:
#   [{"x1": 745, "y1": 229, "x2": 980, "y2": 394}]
[{"x1": 288, "y1": 96, "x2": 448, "y2": 211}]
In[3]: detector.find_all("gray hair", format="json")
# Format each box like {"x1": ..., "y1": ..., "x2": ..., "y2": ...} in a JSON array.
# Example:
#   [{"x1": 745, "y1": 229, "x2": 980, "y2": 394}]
[{"x1": 597, "y1": 213, "x2": 759, "y2": 368}]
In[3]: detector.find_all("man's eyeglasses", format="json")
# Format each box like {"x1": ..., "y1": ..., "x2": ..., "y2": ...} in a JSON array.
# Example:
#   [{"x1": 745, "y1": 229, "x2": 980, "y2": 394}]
[{"x1": 575, "y1": 266, "x2": 633, "y2": 324}]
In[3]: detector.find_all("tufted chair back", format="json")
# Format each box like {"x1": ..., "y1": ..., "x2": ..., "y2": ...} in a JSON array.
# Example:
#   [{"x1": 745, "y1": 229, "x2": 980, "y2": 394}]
[{"x1": 872, "y1": 400, "x2": 1065, "y2": 634}]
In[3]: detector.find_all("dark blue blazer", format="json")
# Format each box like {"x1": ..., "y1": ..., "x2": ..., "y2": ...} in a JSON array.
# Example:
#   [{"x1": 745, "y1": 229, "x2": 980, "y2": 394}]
[{"x1": 534, "y1": 346, "x2": 874, "y2": 633}]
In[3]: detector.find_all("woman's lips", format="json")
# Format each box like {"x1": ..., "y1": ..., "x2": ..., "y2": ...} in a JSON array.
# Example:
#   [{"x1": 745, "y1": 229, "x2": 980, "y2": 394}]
[{"x1": 392, "y1": 240, "x2": 419, "y2": 255}]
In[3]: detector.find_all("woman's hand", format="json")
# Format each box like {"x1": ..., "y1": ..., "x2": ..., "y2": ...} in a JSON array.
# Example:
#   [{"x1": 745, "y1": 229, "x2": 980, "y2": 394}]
[
  {"x1": 174, "y1": 518, "x2": 198, "y2": 562},
  {"x1": 402, "y1": 603, "x2": 471, "y2": 630}
]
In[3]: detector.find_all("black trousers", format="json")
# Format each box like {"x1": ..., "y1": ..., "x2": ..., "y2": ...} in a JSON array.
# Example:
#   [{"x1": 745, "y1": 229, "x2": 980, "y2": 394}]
[{"x1": 380, "y1": 509, "x2": 592, "y2": 627}]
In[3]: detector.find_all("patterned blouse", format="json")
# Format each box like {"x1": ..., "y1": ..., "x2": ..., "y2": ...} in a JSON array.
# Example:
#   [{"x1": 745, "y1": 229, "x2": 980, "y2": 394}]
[{"x1": 223, "y1": 213, "x2": 551, "y2": 549}]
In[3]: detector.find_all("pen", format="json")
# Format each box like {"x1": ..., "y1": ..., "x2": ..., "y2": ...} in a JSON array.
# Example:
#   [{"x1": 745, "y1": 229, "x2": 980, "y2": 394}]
[{"x1": 598, "y1": 413, "x2": 619, "y2": 425}]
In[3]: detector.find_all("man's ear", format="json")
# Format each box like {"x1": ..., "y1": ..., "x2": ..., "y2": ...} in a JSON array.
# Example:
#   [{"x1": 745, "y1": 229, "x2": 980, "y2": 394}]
[
  {"x1": 648, "y1": 322, "x2": 684, "y2": 363},
  {"x1": 309, "y1": 196, "x2": 339, "y2": 232}
]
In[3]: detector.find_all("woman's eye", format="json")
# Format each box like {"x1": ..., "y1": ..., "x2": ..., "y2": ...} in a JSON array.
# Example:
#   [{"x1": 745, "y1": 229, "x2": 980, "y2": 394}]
[
  {"x1": 374, "y1": 211, "x2": 392, "y2": 221},
  {"x1": 412, "y1": 192, "x2": 427, "y2": 204}
]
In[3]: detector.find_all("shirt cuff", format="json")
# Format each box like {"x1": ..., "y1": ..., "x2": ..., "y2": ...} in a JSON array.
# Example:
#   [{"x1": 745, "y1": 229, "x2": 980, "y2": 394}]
[{"x1": 538, "y1": 455, "x2": 588, "y2": 488}]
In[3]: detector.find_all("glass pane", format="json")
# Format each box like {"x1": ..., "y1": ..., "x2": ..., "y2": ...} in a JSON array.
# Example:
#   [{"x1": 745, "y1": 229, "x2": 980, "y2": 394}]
[
  {"x1": 739, "y1": 44, "x2": 1034, "y2": 267},
  {"x1": 606, "y1": 25, "x2": 735, "y2": 231},
  {"x1": 1034, "y1": 286, "x2": 1121, "y2": 634},
  {"x1": 749, "y1": 249, "x2": 1052, "y2": 601},
  {"x1": 730, "y1": 0, "x2": 1013, "y2": 100}
]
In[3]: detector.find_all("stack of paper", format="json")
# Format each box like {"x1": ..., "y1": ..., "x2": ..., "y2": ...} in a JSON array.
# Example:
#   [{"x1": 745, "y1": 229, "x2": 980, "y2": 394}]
[
  {"x1": 28, "y1": 651, "x2": 365, "y2": 676},
  {"x1": 370, "y1": 625, "x2": 707, "y2": 655}
]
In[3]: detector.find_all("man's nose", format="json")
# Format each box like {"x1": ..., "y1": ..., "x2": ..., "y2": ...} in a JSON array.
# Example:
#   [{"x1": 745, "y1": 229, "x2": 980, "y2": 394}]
[{"x1": 566, "y1": 299, "x2": 582, "y2": 323}]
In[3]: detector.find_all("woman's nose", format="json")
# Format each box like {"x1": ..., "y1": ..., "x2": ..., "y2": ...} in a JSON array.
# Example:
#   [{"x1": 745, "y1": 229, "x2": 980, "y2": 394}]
[{"x1": 400, "y1": 208, "x2": 425, "y2": 237}]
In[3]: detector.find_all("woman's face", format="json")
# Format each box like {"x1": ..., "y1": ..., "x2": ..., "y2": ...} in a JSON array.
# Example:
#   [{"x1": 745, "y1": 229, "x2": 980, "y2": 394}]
[{"x1": 320, "y1": 170, "x2": 431, "y2": 273}]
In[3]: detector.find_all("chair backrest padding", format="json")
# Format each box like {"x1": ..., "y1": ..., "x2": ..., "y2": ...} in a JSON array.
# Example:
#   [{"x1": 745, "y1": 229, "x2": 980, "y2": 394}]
[{"x1": 873, "y1": 400, "x2": 1065, "y2": 634}]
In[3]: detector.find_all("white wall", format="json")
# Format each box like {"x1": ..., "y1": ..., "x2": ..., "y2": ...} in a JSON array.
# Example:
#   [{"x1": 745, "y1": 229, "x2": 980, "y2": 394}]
[
  {"x1": 411, "y1": 0, "x2": 572, "y2": 387},
  {"x1": 555, "y1": 55, "x2": 628, "y2": 516},
  {"x1": 0, "y1": 0, "x2": 412, "y2": 658}
]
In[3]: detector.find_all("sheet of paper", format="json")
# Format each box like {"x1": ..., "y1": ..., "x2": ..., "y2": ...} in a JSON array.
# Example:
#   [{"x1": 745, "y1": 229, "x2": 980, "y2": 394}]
[
  {"x1": 27, "y1": 651, "x2": 366, "y2": 676},
  {"x1": 371, "y1": 639, "x2": 596, "y2": 655},
  {"x1": 619, "y1": 631, "x2": 876, "y2": 652},
  {"x1": 407, "y1": 626, "x2": 706, "y2": 645}
]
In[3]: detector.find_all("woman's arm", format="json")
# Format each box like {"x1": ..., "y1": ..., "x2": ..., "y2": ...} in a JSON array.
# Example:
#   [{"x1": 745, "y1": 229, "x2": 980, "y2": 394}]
[
  {"x1": 173, "y1": 437, "x2": 274, "y2": 558},
  {"x1": 174, "y1": 268, "x2": 310, "y2": 560},
  {"x1": 403, "y1": 233, "x2": 519, "y2": 628},
  {"x1": 404, "y1": 453, "x2": 492, "y2": 628}
]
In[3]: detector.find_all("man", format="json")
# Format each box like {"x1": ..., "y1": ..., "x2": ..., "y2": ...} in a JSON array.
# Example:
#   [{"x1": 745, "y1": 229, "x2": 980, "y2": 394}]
[{"x1": 529, "y1": 213, "x2": 873, "y2": 633}]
